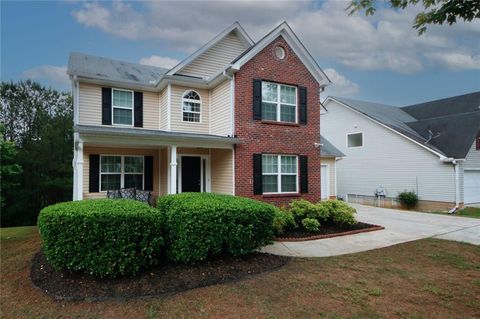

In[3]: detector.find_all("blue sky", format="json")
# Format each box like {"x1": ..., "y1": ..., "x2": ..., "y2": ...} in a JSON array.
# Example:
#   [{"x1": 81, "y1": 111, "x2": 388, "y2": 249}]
[{"x1": 2, "y1": 1, "x2": 479, "y2": 106}]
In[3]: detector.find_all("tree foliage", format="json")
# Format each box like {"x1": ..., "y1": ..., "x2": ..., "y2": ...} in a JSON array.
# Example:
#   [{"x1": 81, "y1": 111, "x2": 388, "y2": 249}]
[
  {"x1": 348, "y1": 0, "x2": 480, "y2": 34},
  {"x1": 0, "y1": 81, "x2": 73, "y2": 226}
]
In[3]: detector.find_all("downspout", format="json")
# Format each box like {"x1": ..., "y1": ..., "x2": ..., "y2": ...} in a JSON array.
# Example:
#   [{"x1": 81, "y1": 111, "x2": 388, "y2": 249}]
[{"x1": 449, "y1": 160, "x2": 460, "y2": 214}]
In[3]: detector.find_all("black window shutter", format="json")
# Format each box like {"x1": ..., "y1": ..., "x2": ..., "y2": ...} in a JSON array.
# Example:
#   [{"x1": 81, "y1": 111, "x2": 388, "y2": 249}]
[
  {"x1": 299, "y1": 155, "x2": 308, "y2": 193},
  {"x1": 253, "y1": 154, "x2": 263, "y2": 195},
  {"x1": 253, "y1": 79, "x2": 262, "y2": 120},
  {"x1": 299, "y1": 86, "x2": 307, "y2": 124},
  {"x1": 134, "y1": 91, "x2": 143, "y2": 127},
  {"x1": 102, "y1": 88, "x2": 112, "y2": 125},
  {"x1": 89, "y1": 154, "x2": 100, "y2": 192},
  {"x1": 144, "y1": 156, "x2": 153, "y2": 191}
]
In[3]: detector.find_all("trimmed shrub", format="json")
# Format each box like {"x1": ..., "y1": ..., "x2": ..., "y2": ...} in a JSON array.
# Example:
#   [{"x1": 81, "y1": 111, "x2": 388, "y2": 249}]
[
  {"x1": 318, "y1": 200, "x2": 356, "y2": 226},
  {"x1": 290, "y1": 199, "x2": 329, "y2": 225},
  {"x1": 272, "y1": 208, "x2": 297, "y2": 236},
  {"x1": 157, "y1": 193, "x2": 275, "y2": 263},
  {"x1": 398, "y1": 191, "x2": 419, "y2": 209},
  {"x1": 302, "y1": 218, "x2": 320, "y2": 232},
  {"x1": 38, "y1": 199, "x2": 164, "y2": 278}
]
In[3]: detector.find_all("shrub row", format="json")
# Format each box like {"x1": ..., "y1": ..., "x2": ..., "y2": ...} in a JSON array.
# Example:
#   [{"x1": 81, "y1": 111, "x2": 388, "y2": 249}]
[{"x1": 38, "y1": 194, "x2": 276, "y2": 277}]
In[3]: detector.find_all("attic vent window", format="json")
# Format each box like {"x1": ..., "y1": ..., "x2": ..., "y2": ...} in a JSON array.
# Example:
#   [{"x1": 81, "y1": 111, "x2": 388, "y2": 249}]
[{"x1": 274, "y1": 46, "x2": 286, "y2": 60}]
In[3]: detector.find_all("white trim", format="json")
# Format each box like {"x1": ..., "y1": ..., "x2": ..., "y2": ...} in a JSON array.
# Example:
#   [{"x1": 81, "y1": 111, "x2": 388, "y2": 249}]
[
  {"x1": 320, "y1": 164, "x2": 330, "y2": 199},
  {"x1": 167, "y1": 84, "x2": 172, "y2": 131},
  {"x1": 73, "y1": 135, "x2": 84, "y2": 200},
  {"x1": 176, "y1": 153, "x2": 211, "y2": 193},
  {"x1": 261, "y1": 81, "x2": 297, "y2": 123},
  {"x1": 169, "y1": 146, "x2": 177, "y2": 194},
  {"x1": 167, "y1": 22, "x2": 253, "y2": 77},
  {"x1": 262, "y1": 154, "x2": 299, "y2": 194},
  {"x1": 181, "y1": 90, "x2": 202, "y2": 123},
  {"x1": 230, "y1": 75, "x2": 235, "y2": 135},
  {"x1": 111, "y1": 88, "x2": 134, "y2": 126},
  {"x1": 324, "y1": 97, "x2": 447, "y2": 159},
  {"x1": 230, "y1": 22, "x2": 330, "y2": 87},
  {"x1": 99, "y1": 154, "x2": 144, "y2": 192},
  {"x1": 346, "y1": 132, "x2": 364, "y2": 149}
]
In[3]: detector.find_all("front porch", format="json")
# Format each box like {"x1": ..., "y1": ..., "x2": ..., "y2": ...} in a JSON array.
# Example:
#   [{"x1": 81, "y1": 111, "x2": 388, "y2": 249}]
[{"x1": 72, "y1": 125, "x2": 238, "y2": 201}]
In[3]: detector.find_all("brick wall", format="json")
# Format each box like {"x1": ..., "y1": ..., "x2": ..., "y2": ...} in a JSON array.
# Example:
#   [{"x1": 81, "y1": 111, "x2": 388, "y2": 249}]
[{"x1": 234, "y1": 35, "x2": 321, "y2": 205}]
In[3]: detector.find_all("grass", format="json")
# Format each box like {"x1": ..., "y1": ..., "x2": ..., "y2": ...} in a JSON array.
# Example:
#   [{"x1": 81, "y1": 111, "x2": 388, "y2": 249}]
[
  {"x1": 428, "y1": 206, "x2": 480, "y2": 219},
  {"x1": 1, "y1": 226, "x2": 480, "y2": 319}
]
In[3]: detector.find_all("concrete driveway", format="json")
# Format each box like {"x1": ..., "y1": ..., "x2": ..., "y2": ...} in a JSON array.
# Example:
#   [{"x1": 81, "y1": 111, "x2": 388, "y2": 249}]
[{"x1": 261, "y1": 204, "x2": 480, "y2": 257}]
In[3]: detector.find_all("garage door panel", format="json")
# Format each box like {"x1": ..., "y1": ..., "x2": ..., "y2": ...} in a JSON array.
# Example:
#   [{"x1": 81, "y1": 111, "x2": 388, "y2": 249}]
[{"x1": 464, "y1": 170, "x2": 480, "y2": 204}]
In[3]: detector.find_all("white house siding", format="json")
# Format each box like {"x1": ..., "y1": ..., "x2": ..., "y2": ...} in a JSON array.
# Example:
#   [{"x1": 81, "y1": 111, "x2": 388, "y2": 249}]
[
  {"x1": 170, "y1": 85, "x2": 210, "y2": 134},
  {"x1": 322, "y1": 100, "x2": 456, "y2": 203},
  {"x1": 78, "y1": 83, "x2": 159, "y2": 130},
  {"x1": 321, "y1": 157, "x2": 337, "y2": 198},
  {"x1": 210, "y1": 79, "x2": 232, "y2": 136},
  {"x1": 177, "y1": 32, "x2": 248, "y2": 79},
  {"x1": 460, "y1": 140, "x2": 480, "y2": 202}
]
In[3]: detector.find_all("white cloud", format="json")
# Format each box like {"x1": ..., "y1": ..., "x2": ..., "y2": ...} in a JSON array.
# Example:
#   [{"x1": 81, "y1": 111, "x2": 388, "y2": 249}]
[
  {"x1": 22, "y1": 65, "x2": 69, "y2": 86},
  {"x1": 323, "y1": 68, "x2": 360, "y2": 97},
  {"x1": 139, "y1": 55, "x2": 180, "y2": 69},
  {"x1": 70, "y1": 0, "x2": 480, "y2": 73}
]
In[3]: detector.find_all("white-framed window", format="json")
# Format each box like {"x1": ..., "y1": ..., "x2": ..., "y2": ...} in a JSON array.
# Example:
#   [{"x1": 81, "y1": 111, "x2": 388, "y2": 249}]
[
  {"x1": 182, "y1": 90, "x2": 201, "y2": 122},
  {"x1": 261, "y1": 81, "x2": 297, "y2": 123},
  {"x1": 262, "y1": 154, "x2": 298, "y2": 194},
  {"x1": 347, "y1": 132, "x2": 363, "y2": 148},
  {"x1": 112, "y1": 89, "x2": 134, "y2": 125},
  {"x1": 100, "y1": 155, "x2": 144, "y2": 191}
]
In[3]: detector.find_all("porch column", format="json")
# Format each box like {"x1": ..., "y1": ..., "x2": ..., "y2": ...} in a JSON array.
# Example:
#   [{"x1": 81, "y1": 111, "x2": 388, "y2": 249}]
[
  {"x1": 73, "y1": 141, "x2": 84, "y2": 200},
  {"x1": 169, "y1": 145, "x2": 177, "y2": 194}
]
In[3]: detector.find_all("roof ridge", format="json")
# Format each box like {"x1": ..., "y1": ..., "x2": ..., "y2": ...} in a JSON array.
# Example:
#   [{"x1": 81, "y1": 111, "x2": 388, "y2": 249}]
[
  {"x1": 402, "y1": 91, "x2": 480, "y2": 108},
  {"x1": 405, "y1": 109, "x2": 480, "y2": 123},
  {"x1": 69, "y1": 52, "x2": 169, "y2": 71}
]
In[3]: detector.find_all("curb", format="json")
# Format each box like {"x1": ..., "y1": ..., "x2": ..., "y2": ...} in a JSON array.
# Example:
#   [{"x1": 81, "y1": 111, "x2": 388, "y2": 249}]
[{"x1": 274, "y1": 224, "x2": 385, "y2": 242}]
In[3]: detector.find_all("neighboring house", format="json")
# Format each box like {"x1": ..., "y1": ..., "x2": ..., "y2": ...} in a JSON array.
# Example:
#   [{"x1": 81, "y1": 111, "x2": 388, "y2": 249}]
[
  {"x1": 68, "y1": 22, "x2": 331, "y2": 205},
  {"x1": 320, "y1": 135, "x2": 345, "y2": 200},
  {"x1": 322, "y1": 92, "x2": 480, "y2": 211}
]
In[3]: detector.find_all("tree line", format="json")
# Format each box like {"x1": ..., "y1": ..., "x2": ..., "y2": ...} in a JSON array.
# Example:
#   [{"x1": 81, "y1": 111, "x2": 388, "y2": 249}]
[{"x1": 1, "y1": 80, "x2": 73, "y2": 226}]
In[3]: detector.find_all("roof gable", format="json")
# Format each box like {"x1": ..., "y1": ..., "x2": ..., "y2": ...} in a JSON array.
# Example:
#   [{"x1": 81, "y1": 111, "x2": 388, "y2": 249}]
[
  {"x1": 230, "y1": 22, "x2": 330, "y2": 87},
  {"x1": 167, "y1": 22, "x2": 253, "y2": 79}
]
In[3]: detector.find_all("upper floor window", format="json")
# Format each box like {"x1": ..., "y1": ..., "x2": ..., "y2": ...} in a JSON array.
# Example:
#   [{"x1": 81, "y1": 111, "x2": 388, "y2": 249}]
[
  {"x1": 347, "y1": 132, "x2": 363, "y2": 148},
  {"x1": 112, "y1": 89, "x2": 133, "y2": 125},
  {"x1": 261, "y1": 81, "x2": 297, "y2": 123},
  {"x1": 182, "y1": 90, "x2": 201, "y2": 122}
]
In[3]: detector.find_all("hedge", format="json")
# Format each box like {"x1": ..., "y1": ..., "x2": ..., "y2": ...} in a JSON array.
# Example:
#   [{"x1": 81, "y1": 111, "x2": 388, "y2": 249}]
[
  {"x1": 38, "y1": 199, "x2": 164, "y2": 278},
  {"x1": 157, "y1": 193, "x2": 275, "y2": 263}
]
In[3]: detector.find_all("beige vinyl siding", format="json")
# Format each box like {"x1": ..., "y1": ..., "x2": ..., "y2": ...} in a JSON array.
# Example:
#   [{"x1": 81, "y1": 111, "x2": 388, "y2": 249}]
[
  {"x1": 322, "y1": 100, "x2": 456, "y2": 202},
  {"x1": 79, "y1": 83, "x2": 102, "y2": 125},
  {"x1": 178, "y1": 32, "x2": 249, "y2": 79},
  {"x1": 78, "y1": 83, "x2": 159, "y2": 129},
  {"x1": 321, "y1": 157, "x2": 337, "y2": 198},
  {"x1": 210, "y1": 79, "x2": 232, "y2": 136},
  {"x1": 83, "y1": 146, "x2": 160, "y2": 199},
  {"x1": 170, "y1": 85, "x2": 210, "y2": 134},
  {"x1": 159, "y1": 88, "x2": 168, "y2": 130},
  {"x1": 211, "y1": 148, "x2": 234, "y2": 195}
]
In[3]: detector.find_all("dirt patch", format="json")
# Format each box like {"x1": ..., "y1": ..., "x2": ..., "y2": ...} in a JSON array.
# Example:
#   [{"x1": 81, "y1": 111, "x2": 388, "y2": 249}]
[
  {"x1": 30, "y1": 250, "x2": 290, "y2": 301},
  {"x1": 276, "y1": 222, "x2": 384, "y2": 241}
]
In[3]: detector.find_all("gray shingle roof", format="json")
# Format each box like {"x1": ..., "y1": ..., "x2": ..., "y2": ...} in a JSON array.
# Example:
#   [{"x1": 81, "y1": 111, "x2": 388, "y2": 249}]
[
  {"x1": 68, "y1": 52, "x2": 169, "y2": 86},
  {"x1": 330, "y1": 92, "x2": 480, "y2": 159},
  {"x1": 320, "y1": 135, "x2": 345, "y2": 158}
]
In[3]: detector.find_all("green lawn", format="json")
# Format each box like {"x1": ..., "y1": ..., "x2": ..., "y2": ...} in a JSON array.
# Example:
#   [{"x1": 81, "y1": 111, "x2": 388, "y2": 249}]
[
  {"x1": 1, "y1": 226, "x2": 479, "y2": 319},
  {"x1": 428, "y1": 206, "x2": 480, "y2": 219}
]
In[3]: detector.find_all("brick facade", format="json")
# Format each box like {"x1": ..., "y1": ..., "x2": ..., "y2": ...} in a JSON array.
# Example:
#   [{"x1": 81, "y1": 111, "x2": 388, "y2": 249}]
[{"x1": 234, "y1": 35, "x2": 321, "y2": 205}]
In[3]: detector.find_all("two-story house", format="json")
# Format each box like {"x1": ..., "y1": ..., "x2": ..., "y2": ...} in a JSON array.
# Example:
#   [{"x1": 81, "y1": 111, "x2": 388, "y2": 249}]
[{"x1": 68, "y1": 22, "x2": 330, "y2": 205}]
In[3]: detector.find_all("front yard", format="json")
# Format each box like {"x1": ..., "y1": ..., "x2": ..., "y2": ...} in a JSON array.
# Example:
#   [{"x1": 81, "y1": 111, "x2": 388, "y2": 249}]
[{"x1": 1, "y1": 226, "x2": 479, "y2": 319}]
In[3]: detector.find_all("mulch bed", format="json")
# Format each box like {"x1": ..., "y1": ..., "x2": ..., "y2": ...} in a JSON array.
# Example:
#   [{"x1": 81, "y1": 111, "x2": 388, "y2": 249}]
[
  {"x1": 30, "y1": 250, "x2": 290, "y2": 302},
  {"x1": 276, "y1": 222, "x2": 384, "y2": 242}
]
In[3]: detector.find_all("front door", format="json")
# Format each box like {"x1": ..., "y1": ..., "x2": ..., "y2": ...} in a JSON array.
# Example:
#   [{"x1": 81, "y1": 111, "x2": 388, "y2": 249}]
[{"x1": 181, "y1": 156, "x2": 201, "y2": 192}]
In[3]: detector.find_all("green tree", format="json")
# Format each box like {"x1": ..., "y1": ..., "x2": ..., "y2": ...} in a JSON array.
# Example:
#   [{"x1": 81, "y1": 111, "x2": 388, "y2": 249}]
[
  {"x1": 1, "y1": 81, "x2": 73, "y2": 226},
  {"x1": 348, "y1": 0, "x2": 480, "y2": 34}
]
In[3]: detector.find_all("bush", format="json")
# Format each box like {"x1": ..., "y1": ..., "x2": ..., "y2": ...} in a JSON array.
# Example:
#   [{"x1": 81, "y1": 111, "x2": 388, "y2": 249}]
[
  {"x1": 38, "y1": 199, "x2": 164, "y2": 278},
  {"x1": 398, "y1": 191, "x2": 419, "y2": 209},
  {"x1": 289, "y1": 199, "x2": 329, "y2": 225},
  {"x1": 157, "y1": 193, "x2": 275, "y2": 263},
  {"x1": 302, "y1": 218, "x2": 320, "y2": 232},
  {"x1": 272, "y1": 208, "x2": 297, "y2": 236},
  {"x1": 317, "y1": 200, "x2": 356, "y2": 226}
]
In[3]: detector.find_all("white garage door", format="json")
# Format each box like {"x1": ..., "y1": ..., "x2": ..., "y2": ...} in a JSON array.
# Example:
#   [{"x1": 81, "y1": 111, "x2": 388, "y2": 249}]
[
  {"x1": 464, "y1": 170, "x2": 480, "y2": 204},
  {"x1": 321, "y1": 165, "x2": 329, "y2": 199}
]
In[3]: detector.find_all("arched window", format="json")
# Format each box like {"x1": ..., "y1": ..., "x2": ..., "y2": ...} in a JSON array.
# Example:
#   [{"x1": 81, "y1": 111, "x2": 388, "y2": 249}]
[{"x1": 182, "y1": 90, "x2": 201, "y2": 122}]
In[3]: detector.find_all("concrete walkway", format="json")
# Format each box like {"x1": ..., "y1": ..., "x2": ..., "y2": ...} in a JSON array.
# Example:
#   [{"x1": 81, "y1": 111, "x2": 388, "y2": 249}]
[{"x1": 261, "y1": 204, "x2": 480, "y2": 257}]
